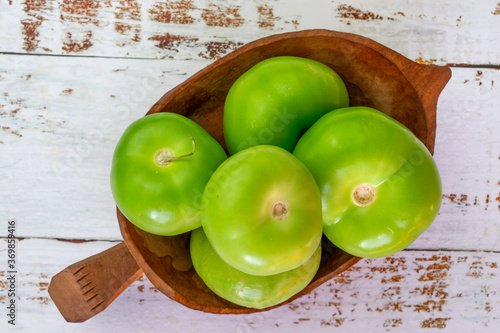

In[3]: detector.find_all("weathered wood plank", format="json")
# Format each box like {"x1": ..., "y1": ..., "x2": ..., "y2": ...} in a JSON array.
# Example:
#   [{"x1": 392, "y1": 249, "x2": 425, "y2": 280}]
[
  {"x1": 0, "y1": 54, "x2": 208, "y2": 240},
  {"x1": 0, "y1": 238, "x2": 498, "y2": 331},
  {"x1": 0, "y1": 0, "x2": 499, "y2": 65},
  {"x1": 1, "y1": 54, "x2": 499, "y2": 249}
]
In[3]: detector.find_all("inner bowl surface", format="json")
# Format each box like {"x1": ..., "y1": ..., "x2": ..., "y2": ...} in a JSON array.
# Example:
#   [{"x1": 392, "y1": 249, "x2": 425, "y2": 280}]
[{"x1": 117, "y1": 29, "x2": 451, "y2": 314}]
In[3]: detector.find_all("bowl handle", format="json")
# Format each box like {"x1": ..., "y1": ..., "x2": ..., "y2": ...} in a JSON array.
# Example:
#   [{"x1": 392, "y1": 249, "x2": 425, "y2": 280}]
[
  {"x1": 48, "y1": 242, "x2": 142, "y2": 322},
  {"x1": 398, "y1": 61, "x2": 452, "y2": 154}
]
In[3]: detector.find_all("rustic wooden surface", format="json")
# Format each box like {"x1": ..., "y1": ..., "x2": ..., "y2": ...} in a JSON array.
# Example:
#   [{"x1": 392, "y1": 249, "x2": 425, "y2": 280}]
[{"x1": 0, "y1": 0, "x2": 499, "y2": 331}]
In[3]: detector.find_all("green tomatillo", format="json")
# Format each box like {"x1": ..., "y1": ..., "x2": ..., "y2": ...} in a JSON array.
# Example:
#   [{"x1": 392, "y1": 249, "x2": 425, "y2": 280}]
[
  {"x1": 201, "y1": 145, "x2": 323, "y2": 276},
  {"x1": 223, "y1": 56, "x2": 349, "y2": 154},
  {"x1": 293, "y1": 107, "x2": 442, "y2": 258},
  {"x1": 110, "y1": 112, "x2": 227, "y2": 236},
  {"x1": 190, "y1": 227, "x2": 321, "y2": 309}
]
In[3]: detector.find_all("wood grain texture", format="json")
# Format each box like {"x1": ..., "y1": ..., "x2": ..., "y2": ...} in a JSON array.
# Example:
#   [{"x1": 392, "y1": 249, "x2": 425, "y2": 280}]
[
  {"x1": 0, "y1": 238, "x2": 499, "y2": 331},
  {"x1": 0, "y1": 0, "x2": 499, "y2": 64}
]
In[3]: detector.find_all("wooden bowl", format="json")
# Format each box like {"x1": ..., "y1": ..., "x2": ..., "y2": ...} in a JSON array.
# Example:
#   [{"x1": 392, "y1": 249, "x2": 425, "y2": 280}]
[
  {"x1": 49, "y1": 29, "x2": 451, "y2": 322},
  {"x1": 118, "y1": 29, "x2": 451, "y2": 314}
]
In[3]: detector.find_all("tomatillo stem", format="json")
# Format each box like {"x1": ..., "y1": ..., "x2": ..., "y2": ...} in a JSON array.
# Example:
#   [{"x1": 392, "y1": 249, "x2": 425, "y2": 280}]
[
  {"x1": 352, "y1": 183, "x2": 377, "y2": 207},
  {"x1": 272, "y1": 201, "x2": 289, "y2": 220},
  {"x1": 155, "y1": 136, "x2": 196, "y2": 166}
]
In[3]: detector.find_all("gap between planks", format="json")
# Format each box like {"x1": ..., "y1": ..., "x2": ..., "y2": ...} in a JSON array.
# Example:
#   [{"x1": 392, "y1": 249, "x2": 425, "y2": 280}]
[{"x1": 0, "y1": 51, "x2": 499, "y2": 70}]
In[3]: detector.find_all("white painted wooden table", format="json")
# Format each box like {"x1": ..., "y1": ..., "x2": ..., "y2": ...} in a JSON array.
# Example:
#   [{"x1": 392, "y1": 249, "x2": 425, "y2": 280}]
[{"x1": 1, "y1": 0, "x2": 499, "y2": 332}]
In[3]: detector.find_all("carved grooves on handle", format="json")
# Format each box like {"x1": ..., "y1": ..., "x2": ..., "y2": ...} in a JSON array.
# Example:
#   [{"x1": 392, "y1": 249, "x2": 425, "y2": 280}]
[
  {"x1": 49, "y1": 242, "x2": 142, "y2": 322},
  {"x1": 73, "y1": 266, "x2": 106, "y2": 311}
]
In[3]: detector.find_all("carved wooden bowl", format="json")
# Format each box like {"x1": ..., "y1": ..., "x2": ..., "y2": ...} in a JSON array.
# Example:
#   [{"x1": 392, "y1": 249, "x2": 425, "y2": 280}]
[
  {"x1": 118, "y1": 29, "x2": 451, "y2": 314},
  {"x1": 49, "y1": 29, "x2": 451, "y2": 322}
]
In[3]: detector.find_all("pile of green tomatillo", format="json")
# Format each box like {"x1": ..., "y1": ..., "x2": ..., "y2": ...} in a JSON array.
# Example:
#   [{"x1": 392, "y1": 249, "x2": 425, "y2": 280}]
[{"x1": 110, "y1": 56, "x2": 442, "y2": 309}]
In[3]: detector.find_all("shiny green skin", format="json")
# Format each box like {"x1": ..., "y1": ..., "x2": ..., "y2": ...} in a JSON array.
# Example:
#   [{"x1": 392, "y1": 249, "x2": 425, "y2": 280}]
[
  {"x1": 201, "y1": 145, "x2": 323, "y2": 276},
  {"x1": 293, "y1": 107, "x2": 442, "y2": 258},
  {"x1": 190, "y1": 227, "x2": 321, "y2": 309},
  {"x1": 224, "y1": 56, "x2": 349, "y2": 155},
  {"x1": 110, "y1": 112, "x2": 227, "y2": 236}
]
